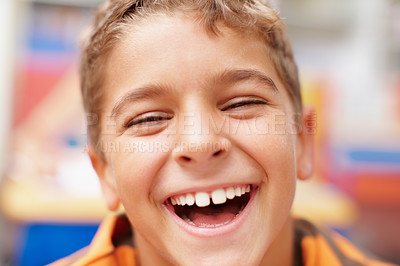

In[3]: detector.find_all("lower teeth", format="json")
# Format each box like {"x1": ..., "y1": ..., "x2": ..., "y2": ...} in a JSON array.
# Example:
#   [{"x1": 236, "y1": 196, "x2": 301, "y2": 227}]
[
  {"x1": 182, "y1": 215, "x2": 196, "y2": 226},
  {"x1": 181, "y1": 209, "x2": 243, "y2": 228},
  {"x1": 199, "y1": 220, "x2": 231, "y2": 228}
]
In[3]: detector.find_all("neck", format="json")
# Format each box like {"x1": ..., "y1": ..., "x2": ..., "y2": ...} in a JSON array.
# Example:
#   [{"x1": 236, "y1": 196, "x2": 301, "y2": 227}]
[
  {"x1": 134, "y1": 232, "x2": 172, "y2": 266},
  {"x1": 259, "y1": 216, "x2": 295, "y2": 266}
]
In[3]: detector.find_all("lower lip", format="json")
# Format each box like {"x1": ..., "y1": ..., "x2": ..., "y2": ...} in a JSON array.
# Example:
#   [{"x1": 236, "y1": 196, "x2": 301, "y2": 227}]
[{"x1": 162, "y1": 186, "x2": 259, "y2": 238}]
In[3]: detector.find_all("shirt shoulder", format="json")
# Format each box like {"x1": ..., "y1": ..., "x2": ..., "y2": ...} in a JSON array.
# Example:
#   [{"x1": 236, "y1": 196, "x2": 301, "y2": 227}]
[
  {"x1": 294, "y1": 219, "x2": 396, "y2": 266},
  {"x1": 48, "y1": 214, "x2": 136, "y2": 266}
]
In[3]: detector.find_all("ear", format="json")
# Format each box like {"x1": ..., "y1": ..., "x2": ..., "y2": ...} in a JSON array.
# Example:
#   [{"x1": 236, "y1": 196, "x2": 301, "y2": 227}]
[
  {"x1": 296, "y1": 106, "x2": 316, "y2": 181},
  {"x1": 87, "y1": 144, "x2": 120, "y2": 211}
]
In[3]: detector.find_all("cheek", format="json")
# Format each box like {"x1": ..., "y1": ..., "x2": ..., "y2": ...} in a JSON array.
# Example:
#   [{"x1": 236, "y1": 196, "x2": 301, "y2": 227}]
[
  {"x1": 109, "y1": 137, "x2": 169, "y2": 208},
  {"x1": 230, "y1": 115, "x2": 297, "y2": 206},
  {"x1": 230, "y1": 115, "x2": 297, "y2": 174}
]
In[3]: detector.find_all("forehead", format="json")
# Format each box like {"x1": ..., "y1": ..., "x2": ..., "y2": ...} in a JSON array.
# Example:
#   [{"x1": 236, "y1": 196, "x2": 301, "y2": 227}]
[{"x1": 102, "y1": 13, "x2": 284, "y2": 103}]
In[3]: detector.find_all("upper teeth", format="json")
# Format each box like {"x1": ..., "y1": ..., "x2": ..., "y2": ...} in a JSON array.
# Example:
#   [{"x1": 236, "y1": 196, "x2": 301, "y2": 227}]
[{"x1": 170, "y1": 185, "x2": 251, "y2": 207}]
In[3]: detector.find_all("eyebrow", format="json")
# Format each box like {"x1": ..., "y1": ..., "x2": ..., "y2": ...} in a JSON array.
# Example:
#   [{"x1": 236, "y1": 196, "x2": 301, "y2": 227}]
[
  {"x1": 216, "y1": 69, "x2": 278, "y2": 92},
  {"x1": 110, "y1": 86, "x2": 163, "y2": 119},
  {"x1": 110, "y1": 69, "x2": 278, "y2": 119}
]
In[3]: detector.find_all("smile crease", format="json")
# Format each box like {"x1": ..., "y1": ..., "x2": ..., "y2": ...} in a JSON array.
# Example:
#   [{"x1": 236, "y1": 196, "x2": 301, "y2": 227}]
[{"x1": 169, "y1": 185, "x2": 252, "y2": 228}]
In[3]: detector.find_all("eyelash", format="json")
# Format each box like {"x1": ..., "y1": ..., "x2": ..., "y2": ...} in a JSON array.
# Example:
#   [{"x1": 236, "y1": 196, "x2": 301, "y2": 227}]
[
  {"x1": 221, "y1": 99, "x2": 267, "y2": 111},
  {"x1": 125, "y1": 115, "x2": 171, "y2": 128}
]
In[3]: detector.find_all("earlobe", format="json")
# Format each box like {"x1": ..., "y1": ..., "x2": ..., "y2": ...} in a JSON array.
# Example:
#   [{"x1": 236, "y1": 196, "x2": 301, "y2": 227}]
[
  {"x1": 87, "y1": 144, "x2": 120, "y2": 211},
  {"x1": 296, "y1": 106, "x2": 316, "y2": 181}
]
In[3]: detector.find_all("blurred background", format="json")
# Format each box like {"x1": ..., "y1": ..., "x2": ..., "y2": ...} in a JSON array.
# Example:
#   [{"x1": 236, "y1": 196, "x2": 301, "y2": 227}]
[{"x1": 0, "y1": 0, "x2": 399, "y2": 265}]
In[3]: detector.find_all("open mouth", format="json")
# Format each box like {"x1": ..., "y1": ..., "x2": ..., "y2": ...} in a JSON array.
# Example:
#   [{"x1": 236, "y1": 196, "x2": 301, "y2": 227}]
[{"x1": 166, "y1": 185, "x2": 254, "y2": 228}]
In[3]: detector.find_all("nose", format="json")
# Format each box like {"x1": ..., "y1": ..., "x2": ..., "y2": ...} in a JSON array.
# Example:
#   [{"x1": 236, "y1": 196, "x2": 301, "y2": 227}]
[{"x1": 172, "y1": 112, "x2": 231, "y2": 169}]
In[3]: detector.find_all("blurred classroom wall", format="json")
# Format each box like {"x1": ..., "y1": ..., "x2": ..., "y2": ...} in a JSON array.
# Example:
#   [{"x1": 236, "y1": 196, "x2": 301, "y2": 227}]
[
  {"x1": 279, "y1": 0, "x2": 400, "y2": 263},
  {"x1": 0, "y1": 0, "x2": 399, "y2": 265},
  {"x1": 0, "y1": 0, "x2": 16, "y2": 263},
  {"x1": 0, "y1": 0, "x2": 15, "y2": 183}
]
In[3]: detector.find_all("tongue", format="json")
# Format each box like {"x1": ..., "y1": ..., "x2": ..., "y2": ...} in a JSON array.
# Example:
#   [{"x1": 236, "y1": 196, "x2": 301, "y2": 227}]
[{"x1": 187, "y1": 203, "x2": 241, "y2": 227}]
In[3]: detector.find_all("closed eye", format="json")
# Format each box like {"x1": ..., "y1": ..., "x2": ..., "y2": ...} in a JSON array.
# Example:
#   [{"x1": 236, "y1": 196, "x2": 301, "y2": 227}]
[
  {"x1": 221, "y1": 99, "x2": 267, "y2": 111},
  {"x1": 125, "y1": 113, "x2": 173, "y2": 128}
]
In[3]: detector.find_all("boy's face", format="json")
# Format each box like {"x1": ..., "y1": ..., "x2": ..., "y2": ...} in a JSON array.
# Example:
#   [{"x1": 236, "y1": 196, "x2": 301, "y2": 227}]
[{"x1": 91, "y1": 13, "x2": 313, "y2": 266}]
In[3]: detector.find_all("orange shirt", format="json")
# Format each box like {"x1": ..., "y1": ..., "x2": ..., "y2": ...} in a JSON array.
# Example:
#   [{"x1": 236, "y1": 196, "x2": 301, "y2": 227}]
[
  {"x1": 49, "y1": 215, "x2": 137, "y2": 266},
  {"x1": 293, "y1": 219, "x2": 394, "y2": 266},
  {"x1": 49, "y1": 215, "x2": 395, "y2": 266}
]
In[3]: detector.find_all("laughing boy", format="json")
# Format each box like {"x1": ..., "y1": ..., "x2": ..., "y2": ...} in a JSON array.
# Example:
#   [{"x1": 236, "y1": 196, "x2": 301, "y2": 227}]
[{"x1": 52, "y1": 0, "x2": 394, "y2": 265}]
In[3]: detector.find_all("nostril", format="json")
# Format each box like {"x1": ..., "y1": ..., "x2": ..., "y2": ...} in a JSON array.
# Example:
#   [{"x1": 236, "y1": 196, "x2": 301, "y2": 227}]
[
  {"x1": 182, "y1": 156, "x2": 191, "y2": 162},
  {"x1": 213, "y1": 150, "x2": 222, "y2": 157}
]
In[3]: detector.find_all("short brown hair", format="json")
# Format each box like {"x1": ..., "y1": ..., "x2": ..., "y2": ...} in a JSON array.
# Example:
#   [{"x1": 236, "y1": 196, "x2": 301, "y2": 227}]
[{"x1": 81, "y1": 0, "x2": 301, "y2": 149}]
